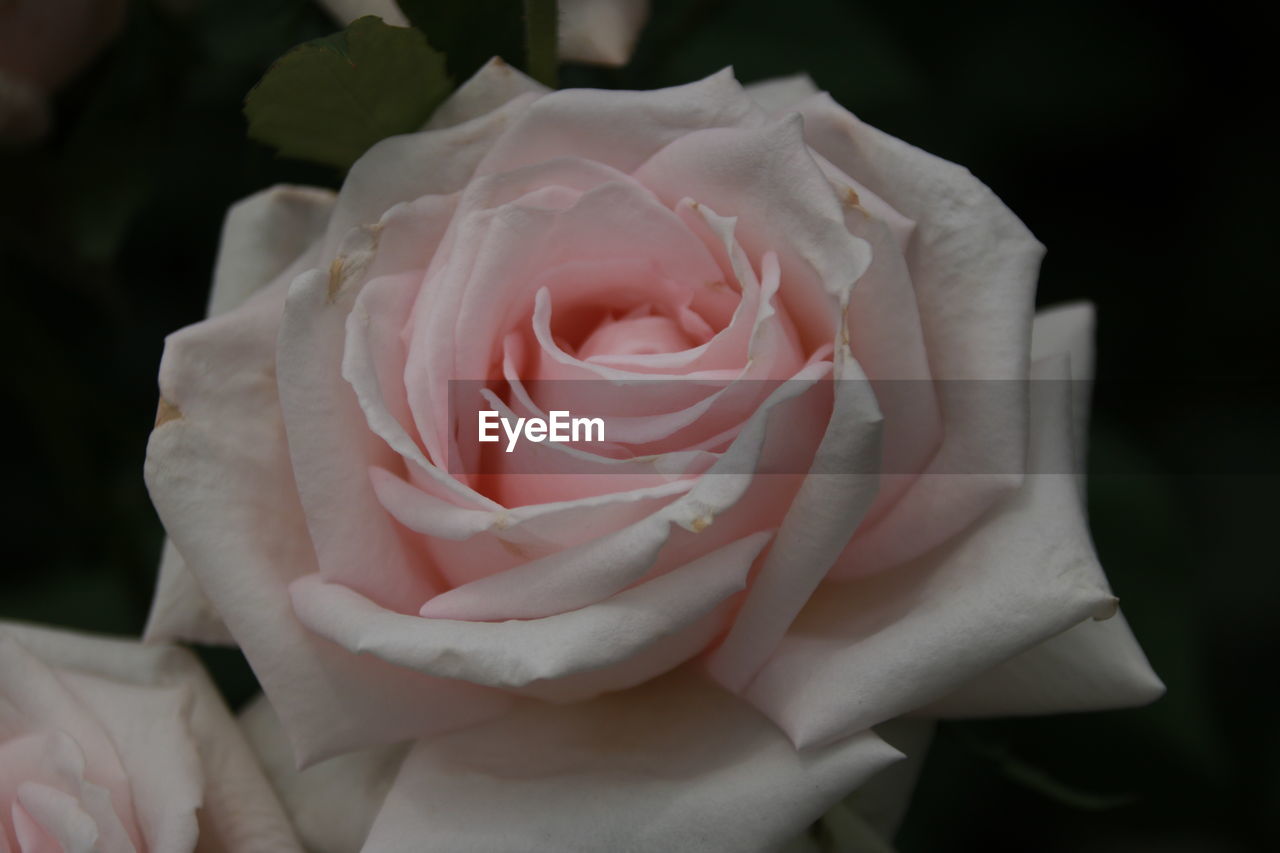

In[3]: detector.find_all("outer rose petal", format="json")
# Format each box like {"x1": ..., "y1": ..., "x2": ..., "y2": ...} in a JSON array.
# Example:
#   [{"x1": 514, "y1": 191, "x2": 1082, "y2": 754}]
[
  {"x1": 0, "y1": 622, "x2": 302, "y2": 853},
  {"x1": 358, "y1": 669, "x2": 901, "y2": 853},
  {"x1": 744, "y1": 74, "x2": 820, "y2": 117},
  {"x1": 145, "y1": 185, "x2": 335, "y2": 648},
  {"x1": 741, "y1": 354, "x2": 1119, "y2": 749},
  {"x1": 289, "y1": 532, "x2": 771, "y2": 698},
  {"x1": 146, "y1": 280, "x2": 512, "y2": 762},
  {"x1": 558, "y1": 0, "x2": 650, "y2": 67},
  {"x1": 473, "y1": 70, "x2": 762, "y2": 177},
  {"x1": 919, "y1": 304, "x2": 1164, "y2": 716},
  {"x1": 240, "y1": 697, "x2": 404, "y2": 853},
  {"x1": 783, "y1": 91, "x2": 1045, "y2": 577},
  {"x1": 424, "y1": 57, "x2": 551, "y2": 131}
]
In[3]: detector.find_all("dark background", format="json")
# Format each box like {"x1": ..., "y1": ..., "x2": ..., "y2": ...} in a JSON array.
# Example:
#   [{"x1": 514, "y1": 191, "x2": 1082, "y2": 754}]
[{"x1": 2, "y1": 1, "x2": 1275, "y2": 850}]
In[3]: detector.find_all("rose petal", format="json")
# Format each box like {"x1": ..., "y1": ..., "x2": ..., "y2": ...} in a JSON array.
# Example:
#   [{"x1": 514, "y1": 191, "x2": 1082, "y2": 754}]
[
  {"x1": 56, "y1": 675, "x2": 197, "y2": 853},
  {"x1": 742, "y1": 355, "x2": 1118, "y2": 749},
  {"x1": 1, "y1": 622, "x2": 305, "y2": 853},
  {"x1": 425, "y1": 57, "x2": 549, "y2": 130},
  {"x1": 790, "y1": 93, "x2": 1044, "y2": 576},
  {"x1": 145, "y1": 184, "x2": 335, "y2": 648},
  {"x1": 239, "y1": 696, "x2": 405, "y2": 853},
  {"x1": 143, "y1": 539, "x2": 233, "y2": 646},
  {"x1": 290, "y1": 531, "x2": 771, "y2": 697},
  {"x1": 707, "y1": 345, "x2": 883, "y2": 691},
  {"x1": 633, "y1": 116, "x2": 873, "y2": 352},
  {"x1": 557, "y1": 0, "x2": 649, "y2": 67},
  {"x1": 418, "y1": 364, "x2": 829, "y2": 618},
  {"x1": 280, "y1": 263, "x2": 442, "y2": 607},
  {"x1": 321, "y1": 87, "x2": 543, "y2": 258},
  {"x1": 0, "y1": 639, "x2": 137, "y2": 848},
  {"x1": 917, "y1": 302, "x2": 1163, "y2": 716},
  {"x1": 146, "y1": 284, "x2": 511, "y2": 762},
  {"x1": 358, "y1": 668, "x2": 902, "y2": 853},
  {"x1": 207, "y1": 185, "x2": 338, "y2": 317},
  {"x1": 1030, "y1": 301, "x2": 1096, "y2": 466},
  {"x1": 13, "y1": 782, "x2": 97, "y2": 853},
  {"x1": 474, "y1": 69, "x2": 762, "y2": 177},
  {"x1": 919, "y1": 610, "x2": 1164, "y2": 717},
  {"x1": 744, "y1": 74, "x2": 821, "y2": 117}
]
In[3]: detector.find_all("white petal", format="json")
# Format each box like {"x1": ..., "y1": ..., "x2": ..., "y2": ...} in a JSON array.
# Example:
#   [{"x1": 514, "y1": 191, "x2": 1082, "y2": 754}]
[
  {"x1": 240, "y1": 696, "x2": 405, "y2": 853},
  {"x1": 742, "y1": 356, "x2": 1118, "y2": 749},
  {"x1": 919, "y1": 610, "x2": 1164, "y2": 717},
  {"x1": 1031, "y1": 301, "x2": 1095, "y2": 467},
  {"x1": 142, "y1": 539, "x2": 233, "y2": 645},
  {"x1": 146, "y1": 285, "x2": 511, "y2": 762},
  {"x1": 321, "y1": 92, "x2": 542, "y2": 257},
  {"x1": 208, "y1": 185, "x2": 337, "y2": 317},
  {"x1": 146, "y1": 184, "x2": 334, "y2": 647},
  {"x1": 708, "y1": 348, "x2": 883, "y2": 691},
  {"x1": 917, "y1": 303, "x2": 1164, "y2": 716},
  {"x1": 558, "y1": 0, "x2": 650, "y2": 67},
  {"x1": 793, "y1": 92, "x2": 1045, "y2": 576},
  {"x1": 743, "y1": 74, "x2": 820, "y2": 116},
  {"x1": 474, "y1": 69, "x2": 761, "y2": 177},
  {"x1": 360, "y1": 669, "x2": 902, "y2": 853},
  {"x1": 425, "y1": 58, "x2": 549, "y2": 130}
]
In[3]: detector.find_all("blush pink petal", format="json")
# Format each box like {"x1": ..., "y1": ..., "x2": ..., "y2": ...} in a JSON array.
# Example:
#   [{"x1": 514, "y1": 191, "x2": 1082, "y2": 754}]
[
  {"x1": 320, "y1": 81, "x2": 544, "y2": 258},
  {"x1": 56, "y1": 675, "x2": 196, "y2": 853},
  {"x1": 14, "y1": 781, "x2": 98, "y2": 853},
  {"x1": 419, "y1": 363, "x2": 830, "y2": 619},
  {"x1": 146, "y1": 280, "x2": 512, "y2": 762},
  {"x1": 405, "y1": 168, "x2": 715, "y2": 467},
  {"x1": 0, "y1": 640, "x2": 139, "y2": 851},
  {"x1": 279, "y1": 262, "x2": 442, "y2": 607},
  {"x1": 633, "y1": 116, "x2": 873, "y2": 353},
  {"x1": 290, "y1": 531, "x2": 771, "y2": 699},
  {"x1": 1, "y1": 622, "x2": 308, "y2": 852}
]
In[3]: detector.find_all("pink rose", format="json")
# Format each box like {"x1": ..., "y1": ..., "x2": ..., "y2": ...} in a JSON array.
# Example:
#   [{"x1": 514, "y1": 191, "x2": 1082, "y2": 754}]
[
  {"x1": 145, "y1": 64, "x2": 1162, "y2": 849},
  {"x1": 0, "y1": 622, "x2": 300, "y2": 853}
]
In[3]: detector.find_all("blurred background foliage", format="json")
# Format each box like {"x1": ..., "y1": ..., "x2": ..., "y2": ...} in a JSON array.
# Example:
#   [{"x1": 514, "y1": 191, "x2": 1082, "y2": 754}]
[{"x1": 1, "y1": 1, "x2": 1275, "y2": 850}]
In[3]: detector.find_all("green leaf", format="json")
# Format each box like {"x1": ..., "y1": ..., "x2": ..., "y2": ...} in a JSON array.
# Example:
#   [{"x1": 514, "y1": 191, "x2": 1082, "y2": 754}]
[
  {"x1": 244, "y1": 16, "x2": 452, "y2": 170},
  {"x1": 396, "y1": 0, "x2": 526, "y2": 82}
]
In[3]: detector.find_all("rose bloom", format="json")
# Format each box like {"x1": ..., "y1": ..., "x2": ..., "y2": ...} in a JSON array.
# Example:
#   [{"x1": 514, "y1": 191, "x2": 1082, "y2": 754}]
[
  {"x1": 144, "y1": 63, "x2": 1164, "y2": 850},
  {"x1": 0, "y1": 621, "x2": 299, "y2": 853}
]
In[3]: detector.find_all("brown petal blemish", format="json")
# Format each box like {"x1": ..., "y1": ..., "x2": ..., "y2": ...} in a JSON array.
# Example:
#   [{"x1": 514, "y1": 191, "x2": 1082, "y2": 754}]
[
  {"x1": 327, "y1": 256, "x2": 346, "y2": 304},
  {"x1": 155, "y1": 398, "x2": 182, "y2": 428}
]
